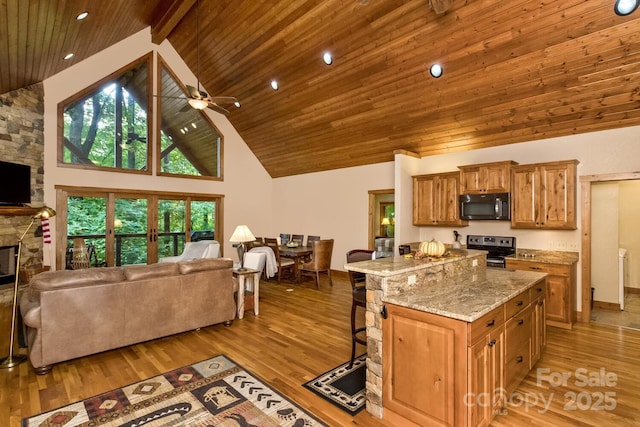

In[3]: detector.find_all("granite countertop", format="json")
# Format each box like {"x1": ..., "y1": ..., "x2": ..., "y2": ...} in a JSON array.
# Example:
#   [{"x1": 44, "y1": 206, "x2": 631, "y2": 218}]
[
  {"x1": 383, "y1": 268, "x2": 547, "y2": 322},
  {"x1": 344, "y1": 248, "x2": 485, "y2": 277},
  {"x1": 506, "y1": 249, "x2": 579, "y2": 265}
]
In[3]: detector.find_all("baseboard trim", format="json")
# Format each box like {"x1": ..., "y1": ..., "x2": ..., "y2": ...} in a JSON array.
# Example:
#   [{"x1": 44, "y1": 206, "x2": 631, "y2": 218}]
[
  {"x1": 592, "y1": 300, "x2": 621, "y2": 311},
  {"x1": 625, "y1": 287, "x2": 640, "y2": 295}
]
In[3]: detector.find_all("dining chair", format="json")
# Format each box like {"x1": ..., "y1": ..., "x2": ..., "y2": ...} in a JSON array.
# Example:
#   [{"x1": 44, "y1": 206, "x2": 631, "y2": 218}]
[
  {"x1": 265, "y1": 241, "x2": 296, "y2": 283},
  {"x1": 306, "y1": 235, "x2": 320, "y2": 247},
  {"x1": 291, "y1": 234, "x2": 304, "y2": 245},
  {"x1": 264, "y1": 237, "x2": 278, "y2": 245},
  {"x1": 279, "y1": 233, "x2": 291, "y2": 245},
  {"x1": 299, "y1": 239, "x2": 334, "y2": 289},
  {"x1": 346, "y1": 249, "x2": 374, "y2": 368}
]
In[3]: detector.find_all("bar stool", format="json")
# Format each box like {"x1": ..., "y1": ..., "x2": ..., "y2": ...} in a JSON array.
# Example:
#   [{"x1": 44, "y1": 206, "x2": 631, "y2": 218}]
[{"x1": 346, "y1": 249, "x2": 373, "y2": 368}]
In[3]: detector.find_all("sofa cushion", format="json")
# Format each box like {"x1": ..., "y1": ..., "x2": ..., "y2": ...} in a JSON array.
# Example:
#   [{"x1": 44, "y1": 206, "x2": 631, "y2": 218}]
[
  {"x1": 123, "y1": 263, "x2": 180, "y2": 281},
  {"x1": 178, "y1": 257, "x2": 233, "y2": 274},
  {"x1": 30, "y1": 267, "x2": 125, "y2": 290}
]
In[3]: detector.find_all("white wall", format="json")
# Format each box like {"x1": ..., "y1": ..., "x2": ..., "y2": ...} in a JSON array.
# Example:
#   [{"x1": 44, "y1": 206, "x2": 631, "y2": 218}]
[
  {"x1": 42, "y1": 29, "x2": 272, "y2": 265},
  {"x1": 272, "y1": 162, "x2": 394, "y2": 271}
]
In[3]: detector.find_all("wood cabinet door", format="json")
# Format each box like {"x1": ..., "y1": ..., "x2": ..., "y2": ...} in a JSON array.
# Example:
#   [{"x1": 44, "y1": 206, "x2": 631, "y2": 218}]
[
  {"x1": 484, "y1": 164, "x2": 510, "y2": 193},
  {"x1": 460, "y1": 166, "x2": 482, "y2": 194},
  {"x1": 539, "y1": 162, "x2": 577, "y2": 229},
  {"x1": 383, "y1": 304, "x2": 466, "y2": 427},
  {"x1": 413, "y1": 176, "x2": 437, "y2": 225},
  {"x1": 511, "y1": 165, "x2": 539, "y2": 228},
  {"x1": 437, "y1": 172, "x2": 462, "y2": 225},
  {"x1": 531, "y1": 297, "x2": 546, "y2": 367},
  {"x1": 468, "y1": 338, "x2": 491, "y2": 427},
  {"x1": 546, "y1": 274, "x2": 569, "y2": 324}
]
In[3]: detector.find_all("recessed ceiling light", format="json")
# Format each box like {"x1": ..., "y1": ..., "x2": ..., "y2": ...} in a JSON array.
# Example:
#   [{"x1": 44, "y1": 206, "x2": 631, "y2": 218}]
[
  {"x1": 270, "y1": 80, "x2": 279, "y2": 91},
  {"x1": 76, "y1": 11, "x2": 89, "y2": 20},
  {"x1": 64, "y1": 53, "x2": 74, "y2": 60},
  {"x1": 322, "y1": 52, "x2": 333, "y2": 65},
  {"x1": 614, "y1": 0, "x2": 639, "y2": 15},
  {"x1": 429, "y1": 63, "x2": 443, "y2": 78},
  {"x1": 234, "y1": 101, "x2": 241, "y2": 108}
]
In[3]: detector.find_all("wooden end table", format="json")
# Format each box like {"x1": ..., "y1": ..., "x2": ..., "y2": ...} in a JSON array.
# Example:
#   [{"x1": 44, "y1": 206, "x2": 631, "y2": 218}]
[{"x1": 232, "y1": 268, "x2": 261, "y2": 319}]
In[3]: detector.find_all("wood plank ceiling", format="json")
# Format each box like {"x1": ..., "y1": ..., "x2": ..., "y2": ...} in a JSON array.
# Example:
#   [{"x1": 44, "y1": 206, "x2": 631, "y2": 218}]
[{"x1": 2, "y1": 0, "x2": 640, "y2": 177}]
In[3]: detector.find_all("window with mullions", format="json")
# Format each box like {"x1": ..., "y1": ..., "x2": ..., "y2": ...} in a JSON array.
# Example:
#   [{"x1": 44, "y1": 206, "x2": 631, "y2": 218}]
[
  {"x1": 59, "y1": 54, "x2": 152, "y2": 172},
  {"x1": 157, "y1": 58, "x2": 223, "y2": 179}
]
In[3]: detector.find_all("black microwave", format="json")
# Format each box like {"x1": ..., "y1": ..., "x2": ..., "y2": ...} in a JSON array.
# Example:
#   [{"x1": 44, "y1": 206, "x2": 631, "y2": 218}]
[{"x1": 459, "y1": 193, "x2": 510, "y2": 220}]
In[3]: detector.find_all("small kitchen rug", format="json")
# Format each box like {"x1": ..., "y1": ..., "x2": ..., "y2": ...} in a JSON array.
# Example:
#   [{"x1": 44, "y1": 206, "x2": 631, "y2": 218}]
[
  {"x1": 303, "y1": 354, "x2": 367, "y2": 415},
  {"x1": 22, "y1": 354, "x2": 327, "y2": 427}
]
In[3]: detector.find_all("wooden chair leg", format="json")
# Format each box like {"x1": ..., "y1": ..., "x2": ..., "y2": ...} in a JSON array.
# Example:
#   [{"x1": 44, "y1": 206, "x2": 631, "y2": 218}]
[
  {"x1": 349, "y1": 303, "x2": 358, "y2": 368},
  {"x1": 328, "y1": 270, "x2": 332, "y2": 286}
]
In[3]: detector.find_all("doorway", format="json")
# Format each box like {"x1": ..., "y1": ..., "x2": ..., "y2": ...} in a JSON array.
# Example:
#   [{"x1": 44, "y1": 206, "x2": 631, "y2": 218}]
[
  {"x1": 368, "y1": 189, "x2": 394, "y2": 250},
  {"x1": 580, "y1": 172, "x2": 640, "y2": 328}
]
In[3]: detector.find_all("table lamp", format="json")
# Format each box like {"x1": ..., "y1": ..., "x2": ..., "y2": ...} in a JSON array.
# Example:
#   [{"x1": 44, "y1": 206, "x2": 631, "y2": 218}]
[
  {"x1": 230, "y1": 225, "x2": 255, "y2": 271},
  {"x1": 1, "y1": 206, "x2": 56, "y2": 369}
]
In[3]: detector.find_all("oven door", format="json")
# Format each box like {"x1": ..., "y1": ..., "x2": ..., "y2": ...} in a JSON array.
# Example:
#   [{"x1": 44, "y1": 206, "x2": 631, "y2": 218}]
[{"x1": 486, "y1": 257, "x2": 506, "y2": 268}]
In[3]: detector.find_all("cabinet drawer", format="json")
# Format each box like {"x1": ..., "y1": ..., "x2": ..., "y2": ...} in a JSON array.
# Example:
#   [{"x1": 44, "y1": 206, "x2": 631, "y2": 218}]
[
  {"x1": 505, "y1": 290, "x2": 530, "y2": 318},
  {"x1": 506, "y1": 260, "x2": 570, "y2": 277},
  {"x1": 529, "y1": 280, "x2": 546, "y2": 301},
  {"x1": 469, "y1": 305, "x2": 505, "y2": 345},
  {"x1": 506, "y1": 309, "x2": 532, "y2": 352},
  {"x1": 505, "y1": 342, "x2": 530, "y2": 394}
]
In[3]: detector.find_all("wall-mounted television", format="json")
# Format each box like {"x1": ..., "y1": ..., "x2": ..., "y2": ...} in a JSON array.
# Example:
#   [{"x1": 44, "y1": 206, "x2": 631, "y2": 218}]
[{"x1": 0, "y1": 160, "x2": 31, "y2": 206}]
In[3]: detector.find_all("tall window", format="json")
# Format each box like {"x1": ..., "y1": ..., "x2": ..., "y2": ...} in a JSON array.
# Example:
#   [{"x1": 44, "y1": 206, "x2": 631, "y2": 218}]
[
  {"x1": 157, "y1": 57, "x2": 223, "y2": 179},
  {"x1": 59, "y1": 54, "x2": 152, "y2": 172}
]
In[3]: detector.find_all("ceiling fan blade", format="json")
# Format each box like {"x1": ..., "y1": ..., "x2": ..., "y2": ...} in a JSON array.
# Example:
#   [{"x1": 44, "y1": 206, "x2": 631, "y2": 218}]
[
  {"x1": 207, "y1": 103, "x2": 230, "y2": 115},
  {"x1": 186, "y1": 85, "x2": 202, "y2": 99}
]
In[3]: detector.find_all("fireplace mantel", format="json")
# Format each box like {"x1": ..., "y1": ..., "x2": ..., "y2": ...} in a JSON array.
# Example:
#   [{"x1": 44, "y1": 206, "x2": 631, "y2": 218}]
[{"x1": 0, "y1": 206, "x2": 41, "y2": 217}]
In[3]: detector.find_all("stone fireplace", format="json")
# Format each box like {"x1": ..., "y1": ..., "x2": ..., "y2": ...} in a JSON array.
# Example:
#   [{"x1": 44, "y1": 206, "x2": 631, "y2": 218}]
[{"x1": 0, "y1": 83, "x2": 45, "y2": 305}]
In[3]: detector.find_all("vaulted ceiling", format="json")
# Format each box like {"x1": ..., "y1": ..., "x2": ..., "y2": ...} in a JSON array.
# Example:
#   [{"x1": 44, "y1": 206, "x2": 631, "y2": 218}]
[{"x1": 2, "y1": 0, "x2": 640, "y2": 177}]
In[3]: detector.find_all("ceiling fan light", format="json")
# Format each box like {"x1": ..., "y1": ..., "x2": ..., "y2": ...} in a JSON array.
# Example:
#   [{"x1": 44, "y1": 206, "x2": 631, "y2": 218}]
[
  {"x1": 614, "y1": 0, "x2": 639, "y2": 15},
  {"x1": 188, "y1": 98, "x2": 208, "y2": 110}
]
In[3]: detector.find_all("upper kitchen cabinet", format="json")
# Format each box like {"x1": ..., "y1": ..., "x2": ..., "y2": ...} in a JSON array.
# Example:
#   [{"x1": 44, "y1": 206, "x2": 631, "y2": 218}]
[
  {"x1": 511, "y1": 160, "x2": 578, "y2": 229},
  {"x1": 413, "y1": 172, "x2": 468, "y2": 227},
  {"x1": 459, "y1": 160, "x2": 518, "y2": 194}
]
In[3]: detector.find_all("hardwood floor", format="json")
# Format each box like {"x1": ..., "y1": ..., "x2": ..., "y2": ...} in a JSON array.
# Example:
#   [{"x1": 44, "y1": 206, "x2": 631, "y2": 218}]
[{"x1": 1, "y1": 273, "x2": 639, "y2": 427}]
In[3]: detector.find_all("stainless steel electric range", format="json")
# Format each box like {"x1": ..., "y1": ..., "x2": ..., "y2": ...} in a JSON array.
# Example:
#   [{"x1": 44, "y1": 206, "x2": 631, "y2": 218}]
[{"x1": 466, "y1": 235, "x2": 516, "y2": 268}]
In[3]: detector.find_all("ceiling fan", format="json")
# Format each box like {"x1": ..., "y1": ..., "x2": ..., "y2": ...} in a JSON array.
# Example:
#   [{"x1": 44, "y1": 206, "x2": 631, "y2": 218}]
[{"x1": 177, "y1": 0, "x2": 239, "y2": 115}]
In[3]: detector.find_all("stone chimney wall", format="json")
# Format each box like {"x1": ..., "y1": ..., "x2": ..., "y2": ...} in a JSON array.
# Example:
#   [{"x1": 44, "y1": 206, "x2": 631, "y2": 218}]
[{"x1": 0, "y1": 83, "x2": 45, "y2": 304}]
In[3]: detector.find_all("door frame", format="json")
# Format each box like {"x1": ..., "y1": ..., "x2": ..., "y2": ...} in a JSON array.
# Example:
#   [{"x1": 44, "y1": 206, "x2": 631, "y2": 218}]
[{"x1": 579, "y1": 171, "x2": 640, "y2": 322}]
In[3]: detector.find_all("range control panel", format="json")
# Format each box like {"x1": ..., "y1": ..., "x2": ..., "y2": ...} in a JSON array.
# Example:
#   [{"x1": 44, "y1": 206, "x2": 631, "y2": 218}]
[{"x1": 467, "y1": 235, "x2": 516, "y2": 248}]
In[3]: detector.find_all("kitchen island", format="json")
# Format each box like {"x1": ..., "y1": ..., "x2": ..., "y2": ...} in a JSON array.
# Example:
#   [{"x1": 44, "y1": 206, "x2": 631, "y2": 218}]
[{"x1": 345, "y1": 251, "x2": 547, "y2": 427}]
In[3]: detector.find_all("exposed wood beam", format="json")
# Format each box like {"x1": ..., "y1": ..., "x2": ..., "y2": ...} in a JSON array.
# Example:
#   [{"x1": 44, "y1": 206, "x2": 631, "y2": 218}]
[{"x1": 150, "y1": 0, "x2": 197, "y2": 45}]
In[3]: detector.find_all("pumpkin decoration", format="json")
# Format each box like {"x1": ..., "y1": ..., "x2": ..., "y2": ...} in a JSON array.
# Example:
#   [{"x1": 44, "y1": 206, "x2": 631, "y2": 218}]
[{"x1": 419, "y1": 239, "x2": 446, "y2": 257}]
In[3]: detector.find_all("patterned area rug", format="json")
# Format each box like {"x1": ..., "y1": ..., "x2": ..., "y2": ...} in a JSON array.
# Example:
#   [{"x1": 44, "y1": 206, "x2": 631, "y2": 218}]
[
  {"x1": 22, "y1": 355, "x2": 327, "y2": 427},
  {"x1": 303, "y1": 354, "x2": 366, "y2": 415}
]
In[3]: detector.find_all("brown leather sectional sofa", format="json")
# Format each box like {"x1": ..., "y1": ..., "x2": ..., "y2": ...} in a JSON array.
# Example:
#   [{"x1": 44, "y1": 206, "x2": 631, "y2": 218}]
[{"x1": 20, "y1": 258, "x2": 238, "y2": 374}]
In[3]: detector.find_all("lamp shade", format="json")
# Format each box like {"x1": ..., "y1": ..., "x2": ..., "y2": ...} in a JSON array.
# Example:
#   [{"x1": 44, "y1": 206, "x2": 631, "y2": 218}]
[
  {"x1": 188, "y1": 98, "x2": 208, "y2": 110},
  {"x1": 36, "y1": 206, "x2": 56, "y2": 219},
  {"x1": 381, "y1": 217, "x2": 391, "y2": 226},
  {"x1": 229, "y1": 225, "x2": 255, "y2": 243}
]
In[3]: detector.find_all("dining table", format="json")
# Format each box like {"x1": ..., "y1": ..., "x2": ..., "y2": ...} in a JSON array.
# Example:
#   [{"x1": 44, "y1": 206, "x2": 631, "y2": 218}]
[{"x1": 278, "y1": 244, "x2": 313, "y2": 282}]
